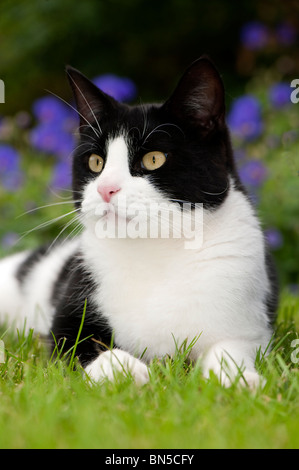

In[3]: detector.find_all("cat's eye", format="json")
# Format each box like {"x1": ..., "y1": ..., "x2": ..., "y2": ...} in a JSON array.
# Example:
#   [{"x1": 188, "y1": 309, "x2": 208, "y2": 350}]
[
  {"x1": 88, "y1": 154, "x2": 104, "y2": 173},
  {"x1": 141, "y1": 151, "x2": 167, "y2": 171}
]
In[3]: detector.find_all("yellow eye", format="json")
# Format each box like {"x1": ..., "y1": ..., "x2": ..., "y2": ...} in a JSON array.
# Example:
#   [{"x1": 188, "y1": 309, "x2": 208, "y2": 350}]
[
  {"x1": 88, "y1": 154, "x2": 104, "y2": 173},
  {"x1": 142, "y1": 151, "x2": 167, "y2": 171}
]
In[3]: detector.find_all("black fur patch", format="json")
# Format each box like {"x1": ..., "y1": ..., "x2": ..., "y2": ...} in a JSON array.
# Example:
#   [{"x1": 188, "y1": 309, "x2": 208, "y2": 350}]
[
  {"x1": 68, "y1": 59, "x2": 242, "y2": 212},
  {"x1": 50, "y1": 253, "x2": 114, "y2": 367},
  {"x1": 265, "y1": 248, "x2": 279, "y2": 325},
  {"x1": 68, "y1": 58, "x2": 279, "y2": 332},
  {"x1": 16, "y1": 245, "x2": 49, "y2": 284},
  {"x1": 51, "y1": 252, "x2": 77, "y2": 309}
]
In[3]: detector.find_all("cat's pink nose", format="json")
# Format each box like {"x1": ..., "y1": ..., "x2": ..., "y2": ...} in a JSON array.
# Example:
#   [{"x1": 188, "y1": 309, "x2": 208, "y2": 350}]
[{"x1": 97, "y1": 183, "x2": 121, "y2": 203}]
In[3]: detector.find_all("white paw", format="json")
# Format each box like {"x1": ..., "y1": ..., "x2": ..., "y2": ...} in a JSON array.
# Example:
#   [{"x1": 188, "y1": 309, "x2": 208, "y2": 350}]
[
  {"x1": 84, "y1": 349, "x2": 150, "y2": 385},
  {"x1": 204, "y1": 365, "x2": 264, "y2": 389},
  {"x1": 218, "y1": 369, "x2": 265, "y2": 389},
  {"x1": 240, "y1": 370, "x2": 266, "y2": 390},
  {"x1": 202, "y1": 345, "x2": 265, "y2": 390}
]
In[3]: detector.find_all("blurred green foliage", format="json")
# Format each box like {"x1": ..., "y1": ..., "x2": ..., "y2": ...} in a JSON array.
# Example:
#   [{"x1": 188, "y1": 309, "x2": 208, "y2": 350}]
[
  {"x1": 239, "y1": 71, "x2": 299, "y2": 287},
  {"x1": 1, "y1": 0, "x2": 299, "y2": 112},
  {"x1": 0, "y1": 0, "x2": 298, "y2": 289}
]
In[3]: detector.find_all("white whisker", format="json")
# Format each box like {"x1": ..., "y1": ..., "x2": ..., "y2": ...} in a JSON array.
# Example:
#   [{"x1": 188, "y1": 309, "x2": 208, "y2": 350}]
[
  {"x1": 45, "y1": 89, "x2": 101, "y2": 139},
  {"x1": 64, "y1": 217, "x2": 84, "y2": 241},
  {"x1": 47, "y1": 213, "x2": 82, "y2": 251},
  {"x1": 17, "y1": 208, "x2": 80, "y2": 243},
  {"x1": 64, "y1": 73, "x2": 102, "y2": 137},
  {"x1": 142, "y1": 122, "x2": 185, "y2": 146},
  {"x1": 140, "y1": 102, "x2": 148, "y2": 140},
  {"x1": 17, "y1": 200, "x2": 81, "y2": 218},
  {"x1": 74, "y1": 130, "x2": 98, "y2": 144}
]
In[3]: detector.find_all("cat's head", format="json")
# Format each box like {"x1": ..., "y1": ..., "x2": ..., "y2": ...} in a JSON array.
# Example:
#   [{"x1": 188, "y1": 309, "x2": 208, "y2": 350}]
[{"x1": 67, "y1": 57, "x2": 238, "y2": 241}]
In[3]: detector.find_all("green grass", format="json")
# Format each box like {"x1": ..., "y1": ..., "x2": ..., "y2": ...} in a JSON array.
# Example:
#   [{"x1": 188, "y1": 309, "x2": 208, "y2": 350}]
[{"x1": 0, "y1": 292, "x2": 299, "y2": 449}]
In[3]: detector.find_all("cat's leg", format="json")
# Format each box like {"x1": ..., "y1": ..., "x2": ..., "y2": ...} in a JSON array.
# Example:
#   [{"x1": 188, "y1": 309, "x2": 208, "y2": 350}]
[
  {"x1": 51, "y1": 260, "x2": 150, "y2": 386},
  {"x1": 201, "y1": 339, "x2": 265, "y2": 388},
  {"x1": 84, "y1": 349, "x2": 150, "y2": 385}
]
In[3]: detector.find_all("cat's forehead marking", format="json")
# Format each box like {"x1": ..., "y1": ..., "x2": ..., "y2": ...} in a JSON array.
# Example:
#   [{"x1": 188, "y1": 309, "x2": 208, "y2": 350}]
[{"x1": 105, "y1": 134, "x2": 130, "y2": 175}]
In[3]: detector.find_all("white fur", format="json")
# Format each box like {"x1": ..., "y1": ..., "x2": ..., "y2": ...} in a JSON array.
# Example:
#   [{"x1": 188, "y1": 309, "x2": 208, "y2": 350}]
[
  {"x1": 85, "y1": 349, "x2": 149, "y2": 385},
  {"x1": 0, "y1": 251, "x2": 29, "y2": 327},
  {"x1": 0, "y1": 134, "x2": 272, "y2": 387},
  {"x1": 0, "y1": 239, "x2": 79, "y2": 334},
  {"x1": 81, "y1": 135, "x2": 271, "y2": 386}
]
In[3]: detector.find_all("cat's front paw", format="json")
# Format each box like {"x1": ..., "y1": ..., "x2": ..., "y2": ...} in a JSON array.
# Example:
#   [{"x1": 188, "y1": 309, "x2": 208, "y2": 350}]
[
  {"x1": 216, "y1": 369, "x2": 265, "y2": 389},
  {"x1": 202, "y1": 341, "x2": 266, "y2": 390},
  {"x1": 240, "y1": 370, "x2": 266, "y2": 390},
  {"x1": 84, "y1": 349, "x2": 149, "y2": 385}
]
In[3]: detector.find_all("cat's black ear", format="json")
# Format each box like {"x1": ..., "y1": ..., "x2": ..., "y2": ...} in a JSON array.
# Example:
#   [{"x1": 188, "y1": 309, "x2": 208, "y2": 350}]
[
  {"x1": 164, "y1": 57, "x2": 225, "y2": 133},
  {"x1": 66, "y1": 65, "x2": 117, "y2": 129}
]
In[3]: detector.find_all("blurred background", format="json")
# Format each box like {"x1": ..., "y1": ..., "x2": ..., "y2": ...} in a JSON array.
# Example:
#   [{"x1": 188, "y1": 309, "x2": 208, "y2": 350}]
[{"x1": 0, "y1": 0, "x2": 298, "y2": 290}]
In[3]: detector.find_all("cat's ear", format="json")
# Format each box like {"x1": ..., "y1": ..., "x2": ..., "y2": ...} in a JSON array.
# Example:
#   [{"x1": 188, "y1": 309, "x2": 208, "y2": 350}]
[
  {"x1": 164, "y1": 57, "x2": 225, "y2": 133},
  {"x1": 66, "y1": 65, "x2": 117, "y2": 129}
]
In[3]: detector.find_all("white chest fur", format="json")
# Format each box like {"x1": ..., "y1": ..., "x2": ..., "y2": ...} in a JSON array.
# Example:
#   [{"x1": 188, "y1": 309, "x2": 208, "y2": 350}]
[{"x1": 81, "y1": 185, "x2": 271, "y2": 362}]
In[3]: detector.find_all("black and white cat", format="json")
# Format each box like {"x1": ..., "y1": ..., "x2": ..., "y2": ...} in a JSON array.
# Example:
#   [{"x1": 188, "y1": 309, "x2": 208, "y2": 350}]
[{"x1": 0, "y1": 57, "x2": 278, "y2": 387}]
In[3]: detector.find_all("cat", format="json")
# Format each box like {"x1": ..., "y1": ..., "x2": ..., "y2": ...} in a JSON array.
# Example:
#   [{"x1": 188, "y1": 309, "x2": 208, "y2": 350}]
[{"x1": 0, "y1": 56, "x2": 278, "y2": 387}]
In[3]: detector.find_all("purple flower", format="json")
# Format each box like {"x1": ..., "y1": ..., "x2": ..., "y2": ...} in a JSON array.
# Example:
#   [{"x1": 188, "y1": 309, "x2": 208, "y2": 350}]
[
  {"x1": 51, "y1": 160, "x2": 72, "y2": 189},
  {"x1": 240, "y1": 21, "x2": 269, "y2": 50},
  {"x1": 269, "y1": 82, "x2": 291, "y2": 108},
  {"x1": 0, "y1": 144, "x2": 19, "y2": 172},
  {"x1": 0, "y1": 144, "x2": 23, "y2": 191},
  {"x1": 238, "y1": 160, "x2": 267, "y2": 187},
  {"x1": 228, "y1": 95, "x2": 263, "y2": 140},
  {"x1": 264, "y1": 228, "x2": 283, "y2": 250},
  {"x1": 276, "y1": 22, "x2": 297, "y2": 46},
  {"x1": 30, "y1": 96, "x2": 77, "y2": 160},
  {"x1": 32, "y1": 96, "x2": 75, "y2": 124},
  {"x1": 2, "y1": 171, "x2": 24, "y2": 191},
  {"x1": 29, "y1": 122, "x2": 75, "y2": 159},
  {"x1": 1, "y1": 232, "x2": 19, "y2": 248},
  {"x1": 92, "y1": 74, "x2": 137, "y2": 102}
]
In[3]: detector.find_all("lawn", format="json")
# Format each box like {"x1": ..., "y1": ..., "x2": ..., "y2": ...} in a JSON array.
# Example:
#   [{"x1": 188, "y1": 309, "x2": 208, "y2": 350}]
[
  {"x1": 0, "y1": 1, "x2": 299, "y2": 453},
  {"x1": 0, "y1": 292, "x2": 298, "y2": 450}
]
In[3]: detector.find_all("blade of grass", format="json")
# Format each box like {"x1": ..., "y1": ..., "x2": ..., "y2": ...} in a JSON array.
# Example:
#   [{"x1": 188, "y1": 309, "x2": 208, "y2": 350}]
[{"x1": 68, "y1": 299, "x2": 87, "y2": 371}]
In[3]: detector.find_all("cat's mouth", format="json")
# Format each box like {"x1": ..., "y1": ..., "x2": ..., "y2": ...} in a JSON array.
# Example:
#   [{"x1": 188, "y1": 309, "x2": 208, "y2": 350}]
[
  {"x1": 94, "y1": 201, "x2": 145, "y2": 223},
  {"x1": 85, "y1": 197, "x2": 203, "y2": 249},
  {"x1": 90, "y1": 200, "x2": 152, "y2": 240}
]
